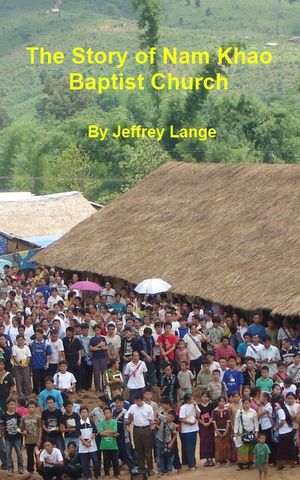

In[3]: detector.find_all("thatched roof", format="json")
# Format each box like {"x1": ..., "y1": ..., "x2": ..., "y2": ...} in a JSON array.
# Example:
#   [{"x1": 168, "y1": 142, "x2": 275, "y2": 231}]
[
  {"x1": 0, "y1": 191, "x2": 95, "y2": 238},
  {"x1": 35, "y1": 162, "x2": 300, "y2": 315}
]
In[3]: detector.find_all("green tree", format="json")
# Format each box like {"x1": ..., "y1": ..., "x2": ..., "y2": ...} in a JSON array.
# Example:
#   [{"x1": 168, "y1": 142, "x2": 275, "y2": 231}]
[
  {"x1": 51, "y1": 144, "x2": 97, "y2": 197},
  {"x1": 0, "y1": 128, "x2": 18, "y2": 191},
  {"x1": 0, "y1": 103, "x2": 10, "y2": 130}
]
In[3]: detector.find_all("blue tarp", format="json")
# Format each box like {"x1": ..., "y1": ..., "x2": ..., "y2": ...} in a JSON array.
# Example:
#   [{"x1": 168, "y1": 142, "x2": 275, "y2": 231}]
[{"x1": 23, "y1": 234, "x2": 62, "y2": 248}]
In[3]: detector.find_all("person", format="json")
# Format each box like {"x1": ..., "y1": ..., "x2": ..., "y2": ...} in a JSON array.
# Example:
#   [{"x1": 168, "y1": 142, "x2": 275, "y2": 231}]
[
  {"x1": 20, "y1": 399, "x2": 42, "y2": 479},
  {"x1": 177, "y1": 360, "x2": 194, "y2": 398},
  {"x1": 183, "y1": 324, "x2": 203, "y2": 375},
  {"x1": 245, "y1": 334, "x2": 264, "y2": 360},
  {"x1": 157, "y1": 321, "x2": 178, "y2": 371},
  {"x1": 60, "y1": 400, "x2": 81, "y2": 448},
  {"x1": 243, "y1": 357, "x2": 261, "y2": 388},
  {"x1": 160, "y1": 363, "x2": 178, "y2": 407},
  {"x1": 198, "y1": 391, "x2": 215, "y2": 466},
  {"x1": 38, "y1": 376, "x2": 64, "y2": 411},
  {"x1": 47, "y1": 329, "x2": 64, "y2": 378},
  {"x1": 234, "y1": 396, "x2": 259, "y2": 470},
  {"x1": 53, "y1": 360, "x2": 77, "y2": 399},
  {"x1": 207, "y1": 369, "x2": 228, "y2": 404},
  {"x1": 12, "y1": 334, "x2": 32, "y2": 397},
  {"x1": 247, "y1": 314, "x2": 266, "y2": 341},
  {"x1": 62, "y1": 440, "x2": 83, "y2": 479},
  {"x1": 125, "y1": 392, "x2": 154, "y2": 475},
  {"x1": 280, "y1": 338, "x2": 297, "y2": 366},
  {"x1": 253, "y1": 432, "x2": 270, "y2": 480},
  {"x1": 215, "y1": 336, "x2": 237, "y2": 362},
  {"x1": 256, "y1": 366, "x2": 274, "y2": 393},
  {"x1": 0, "y1": 359, "x2": 15, "y2": 412},
  {"x1": 196, "y1": 359, "x2": 212, "y2": 394},
  {"x1": 120, "y1": 327, "x2": 136, "y2": 373},
  {"x1": 156, "y1": 409, "x2": 177, "y2": 477},
  {"x1": 257, "y1": 392, "x2": 274, "y2": 463},
  {"x1": 35, "y1": 439, "x2": 64, "y2": 480},
  {"x1": 111, "y1": 395, "x2": 136, "y2": 472},
  {"x1": 286, "y1": 352, "x2": 300, "y2": 387},
  {"x1": 62, "y1": 326, "x2": 82, "y2": 391},
  {"x1": 223, "y1": 356, "x2": 244, "y2": 396},
  {"x1": 2, "y1": 397, "x2": 24, "y2": 475},
  {"x1": 78, "y1": 406, "x2": 100, "y2": 480},
  {"x1": 104, "y1": 359, "x2": 124, "y2": 399},
  {"x1": 106, "y1": 323, "x2": 121, "y2": 362},
  {"x1": 89, "y1": 324, "x2": 108, "y2": 393},
  {"x1": 91, "y1": 394, "x2": 109, "y2": 426},
  {"x1": 41, "y1": 396, "x2": 64, "y2": 453},
  {"x1": 79, "y1": 323, "x2": 93, "y2": 390},
  {"x1": 179, "y1": 393, "x2": 200, "y2": 471},
  {"x1": 274, "y1": 395, "x2": 294, "y2": 469},
  {"x1": 30, "y1": 328, "x2": 52, "y2": 395},
  {"x1": 237, "y1": 333, "x2": 252, "y2": 358},
  {"x1": 212, "y1": 395, "x2": 232, "y2": 467},
  {"x1": 175, "y1": 338, "x2": 189, "y2": 369},
  {"x1": 124, "y1": 351, "x2": 147, "y2": 404},
  {"x1": 256, "y1": 336, "x2": 281, "y2": 377},
  {"x1": 136, "y1": 327, "x2": 157, "y2": 388},
  {"x1": 98, "y1": 407, "x2": 120, "y2": 480}
]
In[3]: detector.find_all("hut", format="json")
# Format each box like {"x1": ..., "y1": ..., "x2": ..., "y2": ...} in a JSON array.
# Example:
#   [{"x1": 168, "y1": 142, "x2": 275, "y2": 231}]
[{"x1": 34, "y1": 162, "x2": 300, "y2": 316}]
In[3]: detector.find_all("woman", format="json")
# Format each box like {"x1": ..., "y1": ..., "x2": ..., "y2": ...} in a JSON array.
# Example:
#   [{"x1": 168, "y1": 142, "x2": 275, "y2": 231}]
[
  {"x1": 273, "y1": 396, "x2": 294, "y2": 469},
  {"x1": 212, "y1": 396, "x2": 231, "y2": 467},
  {"x1": 228, "y1": 391, "x2": 241, "y2": 463},
  {"x1": 183, "y1": 324, "x2": 203, "y2": 376},
  {"x1": 179, "y1": 394, "x2": 200, "y2": 471},
  {"x1": 198, "y1": 392, "x2": 215, "y2": 466},
  {"x1": 257, "y1": 392, "x2": 275, "y2": 464},
  {"x1": 250, "y1": 387, "x2": 262, "y2": 412},
  {"x1": 234, "y1": 396, "x2": 259, "y2": 470}
]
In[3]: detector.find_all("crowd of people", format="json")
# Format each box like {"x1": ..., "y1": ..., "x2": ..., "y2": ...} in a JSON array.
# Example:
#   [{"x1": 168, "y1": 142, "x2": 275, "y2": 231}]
[{"x1": 0, "y1": 264, "x2": 300, "y2": 480}]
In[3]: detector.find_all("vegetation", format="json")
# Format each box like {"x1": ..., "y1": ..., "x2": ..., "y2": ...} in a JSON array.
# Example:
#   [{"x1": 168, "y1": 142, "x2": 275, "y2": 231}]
[{"x1": 0, "y1": 0, "x2": 299, "y2": 202}]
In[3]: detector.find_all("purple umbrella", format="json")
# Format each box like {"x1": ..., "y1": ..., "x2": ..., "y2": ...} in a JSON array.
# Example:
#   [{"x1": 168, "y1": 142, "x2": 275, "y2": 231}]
[{"x1": 71, "y1": 281, "x2": 103, "y2": 292}]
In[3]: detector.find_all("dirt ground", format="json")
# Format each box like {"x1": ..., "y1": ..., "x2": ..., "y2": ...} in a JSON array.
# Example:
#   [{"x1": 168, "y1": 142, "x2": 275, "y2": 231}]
[{"x1": 3, "y1": 388, "x2": 299, "y2": 480}]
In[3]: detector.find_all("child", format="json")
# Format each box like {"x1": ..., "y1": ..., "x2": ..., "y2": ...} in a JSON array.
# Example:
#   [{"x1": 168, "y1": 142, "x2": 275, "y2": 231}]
[
  {"x1": 53, "y1": 360, "x2": 77, "y2": 399},
  {"x1": 175, "y1": 339, "x2": 189, "y2": 369},
  {"x1": 207, "y1": 369, "x2": 227, "y2": 404},
  {"x1": 20, "y1": 399, "x2": 42, "y2": 479},
  {"x1": 212, "y1": 396, "x2": 231, "y2": 467},
  {"x1": 41, "y1": 395, "x2": 64, "y2": 453},
  {"x1": 63, "y1": 441, "x2": 83, "y2": 479},
  {"x1": 282, "y1": 377, "x2": 297, "y2": 398},
  {"x1": 160, "y1": 364, "x2": 178, "y2": 408},
  {"x1": 111, "y1": 395, "x2": 136, "y2": 472},
  {"x1": 16, "y1": 397, "x2": 28, "y2": 418},
  {"x1": 177, "y1": 361, "x2": 194, "y2": 398},
  {"x1": 272, "y1": 362, "x2": 287, "y2": 386},
  {"x1": 98, "y1": 407, "x2": 120, "y2": 479},
  {"x1": 35, "y1": 439, "x2": 64, "y2": 480},
  {"x1": 156, "y1": 410, "x2": 177, "y2": 476},
  {"x1": 253, "y1": 433, "x2": 270, "y2": 480},
  {"x1": 256, "y1": 366, "x2": 273, "y2": 393},
  {"x1": 3, "y1": 398, "x2": 24, "y2": 475},
  {"x1": 60, "y1": 400, "x2": 81, "y2": 448},
  {"x1": 78, "y1": 406, "x2": 100, "y2": 480}
]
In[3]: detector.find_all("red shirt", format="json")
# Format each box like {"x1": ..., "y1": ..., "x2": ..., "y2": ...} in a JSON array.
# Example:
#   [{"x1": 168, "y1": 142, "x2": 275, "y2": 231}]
[
  {"x1": 215, "y1": 345, "x2": 236, "y2": 362},
  {"x1": 157, "y1": 333, "x2": 178, "y2": 360}
]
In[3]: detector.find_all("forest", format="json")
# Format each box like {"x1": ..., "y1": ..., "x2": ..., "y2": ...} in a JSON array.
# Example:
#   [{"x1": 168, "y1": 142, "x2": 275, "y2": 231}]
[{"x1": 0, "y1": 0, "x2": 299, "y2": 203}]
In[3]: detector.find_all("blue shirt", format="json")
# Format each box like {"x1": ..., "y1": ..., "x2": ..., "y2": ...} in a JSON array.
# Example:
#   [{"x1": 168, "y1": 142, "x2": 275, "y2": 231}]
[
  {"x1": 38, "y1": 388, "x2": 63, "y2": 410},
  {"x1": 30, "y1": 340, "x2": 52, "y2": 369},
  {"x1": 177, "y1": 326, "x2": 189, "y2": 339},
  {"x1": 223, "y1": 369, "x2": 244, "y2": 395},
  {"x1": 35, "y1": 286, "x2": 51, "y2": 301},
  {"x1": 237, "y1": 342, "x2": 248, "y2": 357},
  {"x1": 247, "y1": 324, "x2": 266, "y2": 341}
]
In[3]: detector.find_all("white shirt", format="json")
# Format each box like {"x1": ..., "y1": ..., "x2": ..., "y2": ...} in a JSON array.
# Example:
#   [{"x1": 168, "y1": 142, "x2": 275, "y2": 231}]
[
  {"x1": 78, "y1": 419, "x2": 98, "y2": 453},
  {"x1": 48, "y1": 339, "x2": 64, "y2": 364},
  {"x1": 53, "y1": 371, "x2": 76, "y2": 389},
  {"x1": 245, "y1": 343, "x2": 264, "y2": 360},
  {"x1": 209, "y1": 361, "x2": 221, "y2": 373},
  {"x1": 125, "y1": 360, "x2": 147, "y2": 389},
  {"x1": 179, "y1": 403, "x2": 200, "y2": 433},
  {"x1": 259, "y1": 402, "x2": 273, "y2": 430},
  {"x1": 12, "y1": 344, "x2": 31, "y2": 364},
  {"x1": 234, "y1": 408, "x2": 259, "y2": 435},
  {"x1": 277, "y1": 408, "x2": 293, "y2": 434},
  {"x1": 282, "y1": 384, "x2": 297, "y2": 398},
  {"x1": 47, "y1": 295, "x2": 64, "y2": 309},
  {"x1": 256, "y1": 345, "x2": 281, "y2": 376},
  {"x1": 125, "y1": 403, "x2": 154, "y2": 427},
  {"x1": 40, "y1": 447, "x2": 63, "y2": 467},
  {"x1": 183, "y1": 333, "x2": 202, "y2": 360}
]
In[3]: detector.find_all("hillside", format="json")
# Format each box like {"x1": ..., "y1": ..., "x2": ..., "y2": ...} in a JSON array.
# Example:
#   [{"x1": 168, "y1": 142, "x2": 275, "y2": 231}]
[{"x1": 1, "y1": 0, "x2": 299, "y2": 118}]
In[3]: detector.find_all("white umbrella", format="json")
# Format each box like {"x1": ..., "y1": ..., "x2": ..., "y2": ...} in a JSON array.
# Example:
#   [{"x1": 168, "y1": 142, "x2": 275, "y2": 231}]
[{"x1": 135, "y1": 278, "x2": 172, "y2": 295}]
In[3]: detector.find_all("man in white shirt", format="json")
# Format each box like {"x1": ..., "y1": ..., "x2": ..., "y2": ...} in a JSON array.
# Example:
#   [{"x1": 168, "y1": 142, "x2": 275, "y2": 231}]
[
  {"x1": 12, "y1": 334, "x2": 31, "y2": 397},
  {"x1": 245, "y1": 334, "x2": 264, "y2": 360},
  {"x1": 48, "y1": 330, "x2": 65, "y2": 377},
  {"x1": 256, "y1": 336, "x2": 281, "y2": 377},
  {"x1": 125, "y1": 393, "x2": 154, "y2": 475},
  {"x1": 53, "y1": 360, "x2": 76, "y2": 398},
  {"x1": 35, "y1": 440, "x2": 64, "y2": 480},
  {"x1": 47, "y1": 288, "x2": 64, "y2": 310},
  {"x1": 124, "y1": 351, "x2": 147, "y2": 405}
]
